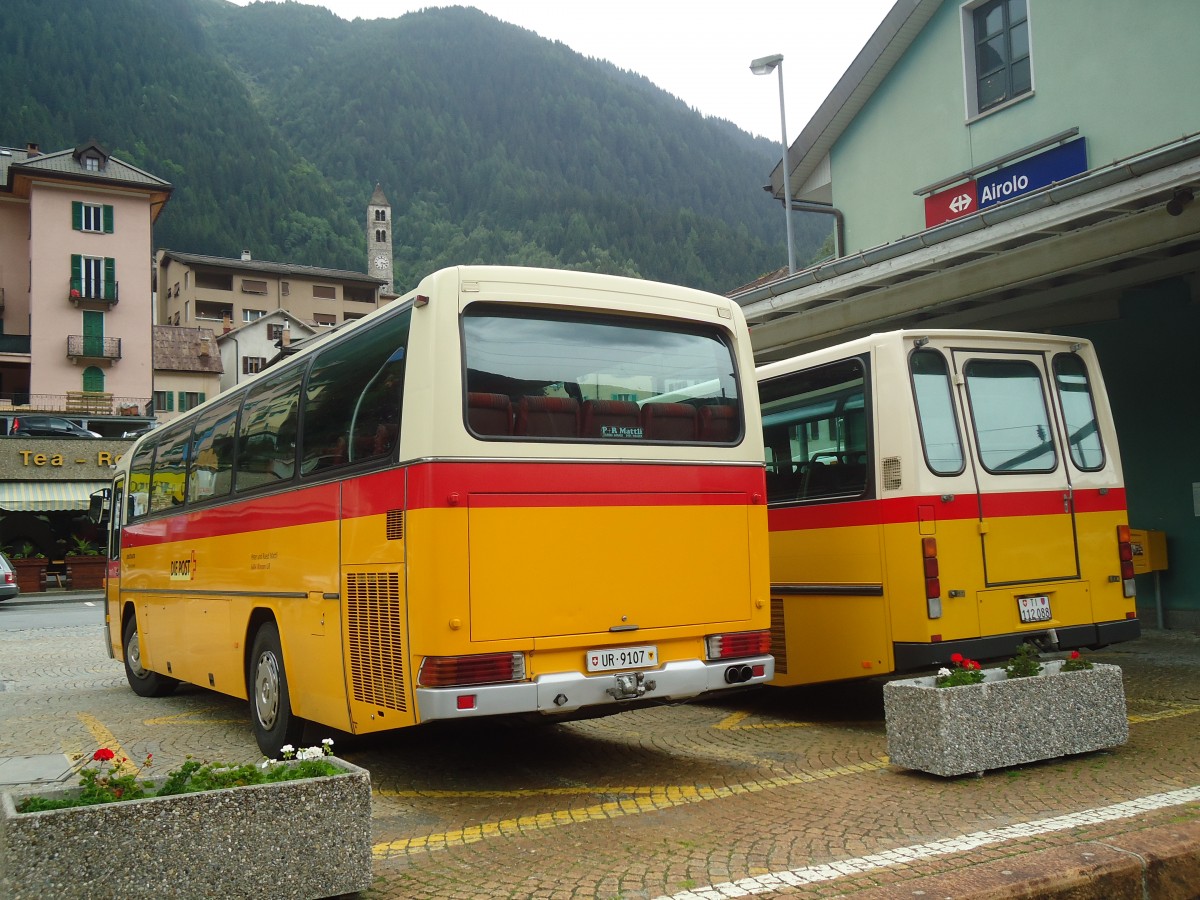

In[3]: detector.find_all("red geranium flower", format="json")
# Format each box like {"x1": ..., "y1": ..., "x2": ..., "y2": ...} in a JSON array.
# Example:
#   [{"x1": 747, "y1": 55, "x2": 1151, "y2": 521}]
[
  {"x1": 93, "y1": 748, "x2": 115, "y2": 762},
  {"x1": 950, "y1": 653, "x2": 964, "y2": 665},
  {"x1": 1070, "y1": 651, "x2": 1081, "y2": 659}
]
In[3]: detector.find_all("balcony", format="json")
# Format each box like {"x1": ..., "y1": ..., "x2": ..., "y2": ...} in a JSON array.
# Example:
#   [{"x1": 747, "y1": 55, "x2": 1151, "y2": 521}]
[
  {"x1": 66, "y1": 334, "x2": 122, "y2": 363},
  {"x1": 0, "y1": 392, "x2": 150, "y2": 417},
  {"x1": 68, "y1": 278, "x2": 119, "y2": 308}
]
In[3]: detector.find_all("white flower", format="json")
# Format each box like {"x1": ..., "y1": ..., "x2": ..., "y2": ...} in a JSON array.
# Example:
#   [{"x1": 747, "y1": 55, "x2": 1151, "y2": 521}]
[
  {"x1": 321, "y1": 738, "x2": 334, "y2": 746},
  {"x1": 297, "y1": 746, "x2": 324, "y2": 761},
  {"x1": 937, "y1": 667, "x2": 952, "y2": 677}
]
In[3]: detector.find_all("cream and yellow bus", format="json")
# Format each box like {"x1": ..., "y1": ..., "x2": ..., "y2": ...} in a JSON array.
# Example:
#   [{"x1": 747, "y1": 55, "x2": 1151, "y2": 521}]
[
  {"x1": 757, "y1": 329, "x2": 1138, "y2": 687},
  {"x1": 100, "y1": 266, "x2": 772, "y2": 755}
]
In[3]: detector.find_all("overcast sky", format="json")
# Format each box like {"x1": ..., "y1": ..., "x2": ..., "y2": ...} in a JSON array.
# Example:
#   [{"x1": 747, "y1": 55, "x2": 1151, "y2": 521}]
[{"x1": 226, "y1": 0, "x2": 895, "y2": 140}]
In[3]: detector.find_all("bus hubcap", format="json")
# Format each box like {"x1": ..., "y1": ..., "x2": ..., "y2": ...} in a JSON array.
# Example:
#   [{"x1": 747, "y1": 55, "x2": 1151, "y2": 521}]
[{"x1": 255, "y1": 653, "x2": 280, "y2": 729}]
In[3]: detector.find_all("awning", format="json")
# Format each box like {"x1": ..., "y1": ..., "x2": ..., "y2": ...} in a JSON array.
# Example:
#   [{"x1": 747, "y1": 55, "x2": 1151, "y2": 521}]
[{"x1": 0, "y1": 481, "x2": 109, "y2": 513}]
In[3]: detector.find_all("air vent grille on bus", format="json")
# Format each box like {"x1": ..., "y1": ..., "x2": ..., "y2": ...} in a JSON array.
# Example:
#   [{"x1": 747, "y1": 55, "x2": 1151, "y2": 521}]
[
  {"x1": 346, "y1": 572, "x2": 407, "y2": 712},
  {"x1": 882, "y1": 457, "x2": 903, "y2": 492},
  {"x1": 386, "y1": 509, "x2": 404, "y2": 541},
  {"x1": 769, "y1": 596, "x2": 788, "y2": 675}
]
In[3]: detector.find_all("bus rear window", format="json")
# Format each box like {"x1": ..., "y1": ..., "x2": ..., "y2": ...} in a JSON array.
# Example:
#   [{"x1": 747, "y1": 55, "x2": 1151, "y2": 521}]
[
  {"x1": 462, "y1": 304, "x2": 741, "y2": 444},
  {"x1": 1053, "y1": 353, "x2": 1105, "y2": 471}
]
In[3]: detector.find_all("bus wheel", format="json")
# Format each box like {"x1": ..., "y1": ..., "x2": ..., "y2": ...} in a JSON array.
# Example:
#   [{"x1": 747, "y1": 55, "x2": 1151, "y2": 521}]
[
  {"x1": 122, "y1": 616, "x2": 178, "y2": 698},
  {"x1": 249, "y1": 621, "x2": 306, "y2": 757}
]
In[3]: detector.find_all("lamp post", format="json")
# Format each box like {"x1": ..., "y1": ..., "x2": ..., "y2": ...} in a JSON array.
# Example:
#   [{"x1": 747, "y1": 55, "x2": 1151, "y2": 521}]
[{"x1": 750, "y1": 53, "x2": 795, "y2": 274}]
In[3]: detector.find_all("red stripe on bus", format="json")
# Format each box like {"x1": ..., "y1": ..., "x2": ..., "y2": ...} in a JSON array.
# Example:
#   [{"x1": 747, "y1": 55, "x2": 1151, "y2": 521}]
[
  {"x1": 123, "y1": 483, "x2": 340, "y2": 547},
  {"x1": 123, "y1": 461, "x2": 764, "y2": 546},
  {"x1": 351, "y1": 461, "x2": 763, "y2": 517},
  {"x1": 769, "y1": 487, "x2": 1125, "y2": 532}
]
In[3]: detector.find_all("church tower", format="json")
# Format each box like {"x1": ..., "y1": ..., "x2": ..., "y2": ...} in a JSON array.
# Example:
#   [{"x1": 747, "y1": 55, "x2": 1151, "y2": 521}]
[{"x1": 367, "y1": 183, "x2": 393, "y2": 293}]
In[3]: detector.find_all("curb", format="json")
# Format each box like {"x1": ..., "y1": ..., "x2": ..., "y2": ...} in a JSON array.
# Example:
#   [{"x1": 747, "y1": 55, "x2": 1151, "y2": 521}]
[
  {"x1": 840, "y1": 819, "x2": 1200, "y2": 899},
  {"x1": 2, "y1": 592, "x2": 103, "y2": 608}
]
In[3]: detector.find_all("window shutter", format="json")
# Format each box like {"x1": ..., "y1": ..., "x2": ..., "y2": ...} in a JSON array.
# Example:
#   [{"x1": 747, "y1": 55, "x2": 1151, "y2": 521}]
[
  {"x1": 104, "y1": 258, "x2": 116, "y2": 301},
  {"x1": 72, "y1": 202, "x2": 83, "y2": 231},
  {"x1": 103, "y1": 205, "x2": 114, "y2": 233},
  {"x1": 177, "y1": 391, "x2": 185, "y2": 412},
  {"x1": 199, "y1": 393, "x2": 206, "y2": 404},
  {"x1": 71, "y1": 255, "x2": 82, "y2": 294}
]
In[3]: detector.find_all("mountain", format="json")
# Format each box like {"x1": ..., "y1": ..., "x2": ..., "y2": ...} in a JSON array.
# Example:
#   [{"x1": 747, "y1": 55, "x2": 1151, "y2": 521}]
[{"x1": 1, "y1": 0, "x2": 830, "y2": 293}]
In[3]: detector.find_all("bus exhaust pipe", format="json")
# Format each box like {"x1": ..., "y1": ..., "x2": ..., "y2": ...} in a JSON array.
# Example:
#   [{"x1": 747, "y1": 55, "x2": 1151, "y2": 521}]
[{"x1": 725, "y1": 664, "x2": 753, "y2": 684}]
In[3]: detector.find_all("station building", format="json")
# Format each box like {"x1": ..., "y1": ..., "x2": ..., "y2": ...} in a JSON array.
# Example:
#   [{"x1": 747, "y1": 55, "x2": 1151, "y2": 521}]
[{"x1": 736, "y1": 0, "x2": 1200, "y2": 627}]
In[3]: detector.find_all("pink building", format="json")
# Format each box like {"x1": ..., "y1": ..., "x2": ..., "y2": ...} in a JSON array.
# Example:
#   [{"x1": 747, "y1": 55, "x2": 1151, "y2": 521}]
[{"x1": 0, "y1": 141, "x2": 172, "y2": 434}]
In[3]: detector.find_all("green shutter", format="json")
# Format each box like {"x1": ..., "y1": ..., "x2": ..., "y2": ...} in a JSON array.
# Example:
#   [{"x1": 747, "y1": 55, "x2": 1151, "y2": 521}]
[
  {"x1": 177, "y1": 391, "x2": 185, "y2": 412},
  {"x1": 198, "y1": 393, "x2": 206, "y2": 404},
  {"x1": 70, "y1": 255, "x2": 82, "y2": 295},
  {"x1": 72, "y1": 202, "x2": 83, "y2": 231},
  {"x1": 104, "y1": 258, "x2": 116, "y2": 301},
  {"x1": 167, "y1": 393, "x2": 174, "y2": 412},
  {"x1": 103, "y1": 205, "x2": 114, "y2": 233}
]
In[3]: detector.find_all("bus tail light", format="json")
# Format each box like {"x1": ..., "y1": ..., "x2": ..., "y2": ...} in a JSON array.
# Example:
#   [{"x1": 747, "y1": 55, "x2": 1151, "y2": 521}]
[
  {"x1": 705, "y1": 630, "x2": 770, "y2": 661},
  {"x1": 417, "y1": 652, "x2": 526, "y2": 688},
  {"x1": 922, "y1": 537, "x2": 942, "y2": 618},
  {"x1": 1117, "y1": 525, "x2": 1136, "y2": 598}
]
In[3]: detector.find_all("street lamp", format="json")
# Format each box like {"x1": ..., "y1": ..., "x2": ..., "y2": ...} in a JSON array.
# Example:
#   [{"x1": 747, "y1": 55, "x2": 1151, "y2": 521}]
[{"x1": 750, "y1": 53, "x2": 795, "y2": 274}]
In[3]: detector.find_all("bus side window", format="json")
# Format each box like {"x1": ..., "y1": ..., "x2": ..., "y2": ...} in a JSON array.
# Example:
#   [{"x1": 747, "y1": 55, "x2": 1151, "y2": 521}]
[
  {"x1": 301, "y1": 308, "x2": 411, "y2": 474},
  {"x1": 236, "y1": 365, "x2": 306, "y2": 492}
]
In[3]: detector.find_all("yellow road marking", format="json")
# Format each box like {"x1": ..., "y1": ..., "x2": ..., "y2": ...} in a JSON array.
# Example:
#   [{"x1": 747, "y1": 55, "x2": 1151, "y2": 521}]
[
  {"x1": 1127, "y1": 702, "x2": 1200, "y2": 724},
  {"x1": 144, "y1": 707, "x2": 244, "y2": 726},
  {"x1": 372, "y1": 757, "x2": 890, "y2": 859},
  {"x1": 76, "y1": 712, "x2": 130, "y2": 772},
  {"x1": 714, "y1": 709, "x2": 815, "y2": 730}
]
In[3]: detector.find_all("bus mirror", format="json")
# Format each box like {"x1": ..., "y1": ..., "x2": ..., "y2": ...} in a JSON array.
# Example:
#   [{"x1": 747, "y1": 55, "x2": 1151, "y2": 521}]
[{"x1": 88, "y1": 488, "x2": 111, "y2": 526}]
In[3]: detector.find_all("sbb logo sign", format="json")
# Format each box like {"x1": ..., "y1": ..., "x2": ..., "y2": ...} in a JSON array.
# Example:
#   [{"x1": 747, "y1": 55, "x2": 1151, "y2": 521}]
[{"x1": 924, "y1": 181, "x2": 979, "y2": 228}]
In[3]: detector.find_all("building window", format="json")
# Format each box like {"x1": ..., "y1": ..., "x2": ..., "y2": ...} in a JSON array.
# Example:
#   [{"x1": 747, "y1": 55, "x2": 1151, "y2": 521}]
[
  {"x1": 84, "y1": 157, "x2": 99, "y2": 172},
  {"x1": 71, "y1": 254, "x2": 115, "y2": 300},
  {"x1": 268, "y1": 324, "x2": 284, "y2": 340},
  {"x1": 196, "y1": 271, "x2": 233, "y2": 291},
  {"x1": 965, "y1": 0, "x2": 1031, "y2": 117},
  {"x1": 313, "y1": 313, "x2": 336, "y2": 327},
  {"x1": 73, "y1": 202, "x2": 113, "y2": 233},
  {"x1": 281, "y1": 281, "x2": 290, "y2": 296},
  {"x1": 243, "y1": 309, "x2": 266, "y2": 322},
  {"x1": 313, "y1": 285, "x2": 336, "y2": 300},
  {"x1": 241, "y1": 279, "x2": 268, "y2": 294},
  {"x1": 375, "y1": 229, "x2": 387, "y2": 242},
  {"x1": 153, "y1": 390, "x2": 173, "y2": 413},
  {"x1": 374, "y1": 209, "x2": 387, "y2": 222},
  {"x1": 178, "y1": 391, "x2": 205, "y2": 412},
  {"x1": 243, "y1": 356, "x2": 266, "y2": 374}
]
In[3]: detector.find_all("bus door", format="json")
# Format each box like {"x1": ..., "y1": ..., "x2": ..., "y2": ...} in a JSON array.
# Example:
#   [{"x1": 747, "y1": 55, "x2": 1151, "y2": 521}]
[{"x1": 951, "y1": 350, "x2": 1079, "y2": 590}]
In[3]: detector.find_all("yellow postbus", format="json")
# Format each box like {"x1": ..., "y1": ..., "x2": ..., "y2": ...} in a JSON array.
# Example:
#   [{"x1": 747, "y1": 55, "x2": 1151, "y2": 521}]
[
  {"x1": 757, "y1": 329, "x2": 1139, "y2": 687},
  {"x1": 100, "y1": 266, "x2": 772, "y2": 755}
]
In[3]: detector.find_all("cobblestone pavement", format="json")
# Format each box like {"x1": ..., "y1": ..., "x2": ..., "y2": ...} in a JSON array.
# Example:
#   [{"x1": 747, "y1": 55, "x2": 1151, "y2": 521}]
[{"x1": 1, "y1": 610, "x2": 1197, "y2": 899}]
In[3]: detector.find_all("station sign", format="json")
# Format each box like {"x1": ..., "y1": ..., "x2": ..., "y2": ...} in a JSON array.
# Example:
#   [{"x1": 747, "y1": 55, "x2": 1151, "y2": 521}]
[
  {"x1": 923, "y1": 137, "x2": 1088, "y2": 228},
  {"x1": 977, "y1": 137, "x2": 1087, "y2": 210}
]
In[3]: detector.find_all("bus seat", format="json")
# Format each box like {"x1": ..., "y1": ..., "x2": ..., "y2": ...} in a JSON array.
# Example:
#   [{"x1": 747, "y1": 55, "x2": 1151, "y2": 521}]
[
  {"x1": 698, "y1": 404, "x2": 738, "y2": 442},
  {"x1": 580, "y1": 399, "x2": 641, "y2": 438},
  {"x1": 467, "y1": 392, "x2": 513, "y2": 436},
  {"x1": 641, "y1": 402, "x2": 698, "y2": 441},
  {"x1": 801, "y1": 461, "x2": 838, "y2": 498},
  {"x1": 515, "y1": 396, "x2": 580, "y2": 438}
]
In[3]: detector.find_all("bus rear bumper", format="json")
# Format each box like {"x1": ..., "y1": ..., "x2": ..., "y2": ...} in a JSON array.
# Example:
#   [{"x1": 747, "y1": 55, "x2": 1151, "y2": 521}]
[
  {"x1": 415, "y1": 655, "x2": 775, "y2": 722},
  {"x1": 893, "y1": 618, "x2": 1142, "y2": 672}
]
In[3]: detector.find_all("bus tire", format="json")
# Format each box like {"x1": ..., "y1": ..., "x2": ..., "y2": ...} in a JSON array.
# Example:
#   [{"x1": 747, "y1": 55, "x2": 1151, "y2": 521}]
[
  {"x1": 249, "y1": 621, "x2": 306, "y2": 757},
  {"x1": 122, "y1": 616, "x2": 179, "y2": 698}
]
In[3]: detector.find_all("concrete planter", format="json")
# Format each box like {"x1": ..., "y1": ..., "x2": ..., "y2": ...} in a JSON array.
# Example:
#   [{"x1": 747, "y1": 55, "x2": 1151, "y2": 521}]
[
  {"x1": 884, "y1": 661, "x2": 1128, "y2": 777},
  {"x1": 0, "y1": 756, "x2": 372, "y2": 900}
]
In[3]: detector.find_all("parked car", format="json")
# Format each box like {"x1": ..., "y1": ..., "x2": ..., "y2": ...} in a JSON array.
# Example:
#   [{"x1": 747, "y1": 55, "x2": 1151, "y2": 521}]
[
  {"x1": 8, "y1": 415, "x2": 100, "y2": 438},
  {"x1": 0, "y1": 551, "x2": 19, "y2": 601}
]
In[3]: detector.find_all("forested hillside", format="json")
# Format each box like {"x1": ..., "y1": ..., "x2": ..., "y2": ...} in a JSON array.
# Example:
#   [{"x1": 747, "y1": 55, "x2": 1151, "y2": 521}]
[{"x1": 2, "y1": 0, "x2": 829, "y2": 292}]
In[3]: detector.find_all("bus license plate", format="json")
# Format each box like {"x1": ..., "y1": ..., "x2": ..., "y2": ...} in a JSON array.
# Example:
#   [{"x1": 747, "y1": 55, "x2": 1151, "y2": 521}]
[
  {"x1": 587, "y1": 645, "x2": 658, "y2": 673},
  {"x1": 1017, "y1": 595, "x2": 1052, "y2": 623}
]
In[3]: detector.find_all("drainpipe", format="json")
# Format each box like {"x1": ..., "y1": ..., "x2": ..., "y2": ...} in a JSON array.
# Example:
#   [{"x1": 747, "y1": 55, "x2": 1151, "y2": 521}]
[{"x1": 790, "y1": 200, "x2": 845, "y2": 260}]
